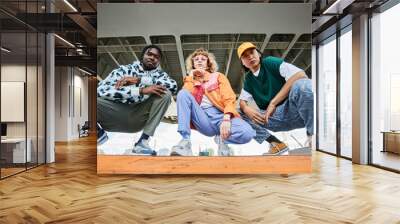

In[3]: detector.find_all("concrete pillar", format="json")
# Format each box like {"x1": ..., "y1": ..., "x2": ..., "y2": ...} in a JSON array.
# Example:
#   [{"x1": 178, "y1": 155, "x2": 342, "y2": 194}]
[{"x1": 352, "y1": 14, "x2": 369, "y2": 164}]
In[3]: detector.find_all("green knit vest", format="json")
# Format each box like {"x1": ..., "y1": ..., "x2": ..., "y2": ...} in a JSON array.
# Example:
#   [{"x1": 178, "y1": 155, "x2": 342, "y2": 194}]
[{"x1": 243, "y1": 56, "x2": 286, "y2": 110}]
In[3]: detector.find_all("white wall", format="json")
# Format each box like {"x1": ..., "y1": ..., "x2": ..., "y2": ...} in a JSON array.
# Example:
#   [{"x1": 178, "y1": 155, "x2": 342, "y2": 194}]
[
  {"x1": 72, "y1": 73, "x2": 89, "y2": 138},
  {"x1": 54, "y1": 67, "x2": 89, "y2": 141},
  {"x1": 55, "y1": 66, "x2": 68, "y2": 141}
]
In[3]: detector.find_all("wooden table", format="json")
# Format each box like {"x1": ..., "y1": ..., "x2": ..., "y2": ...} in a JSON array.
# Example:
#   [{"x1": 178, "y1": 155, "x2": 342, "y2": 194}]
[
  {"x1": 381, "y1": 131, "x2": 400, "y2": 154},
  {"x1": 1, "y1": 138, "x2": 31, "y2": 164}
]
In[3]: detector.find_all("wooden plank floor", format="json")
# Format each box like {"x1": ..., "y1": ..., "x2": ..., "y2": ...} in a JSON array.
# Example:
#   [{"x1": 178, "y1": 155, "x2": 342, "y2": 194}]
[
  {"x1": 1, "y1": 167, "x2": 26, "y2": 177},
  {"x1": 1, "y1": 136, "x2": 400, "y2": 223}
]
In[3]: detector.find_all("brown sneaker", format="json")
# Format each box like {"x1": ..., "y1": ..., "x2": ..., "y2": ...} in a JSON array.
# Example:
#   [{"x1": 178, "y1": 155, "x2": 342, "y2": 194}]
[{"x1": 263, "y1": 142, "x2": 289, "y2": 155}]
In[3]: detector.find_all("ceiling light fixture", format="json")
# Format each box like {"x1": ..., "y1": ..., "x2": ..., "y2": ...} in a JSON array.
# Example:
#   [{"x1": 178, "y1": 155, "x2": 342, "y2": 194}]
[
  {"x1": 63, "y1": 0, "x2": 78, "y2": 12},
  {"x1": 322, "y1": 0, "x2": 346, "y2": 15},
  {"x1": 54, "y1": 34, "x2": 75, "y2": 48},
  {"x1": 1, "y1": 47, "x2": 11, "y2": 53},
  {"x1": 78, "y1": 67, "x2": 92, "y2": 76}
]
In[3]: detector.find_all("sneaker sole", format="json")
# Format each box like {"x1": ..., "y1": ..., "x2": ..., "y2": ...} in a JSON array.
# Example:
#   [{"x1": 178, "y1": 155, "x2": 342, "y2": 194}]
[
  {"x1": 131, "y1": 153, "x2": 156, "y2": 156},
  {"x1": 170, "y1": 151, "x2": 193, "y2": 156},
  {"x1": 132, "y1": 150, "x2": 157, "y2": 156},
  {"x1": 263, "y1": 147, "x2": 289, "y2": 156},
  {"x1": 170, "y1": 152, "x2": 182, "y2": 156},
  {"x1": 170, "y1": 144, "x2": 192, "y2": 156},
  {"x1": 97, "y1": 134, "x2": 108, "y2": 145},
  {"x1": 218, "y1": 151, "x2": 233, "y2": 156}
]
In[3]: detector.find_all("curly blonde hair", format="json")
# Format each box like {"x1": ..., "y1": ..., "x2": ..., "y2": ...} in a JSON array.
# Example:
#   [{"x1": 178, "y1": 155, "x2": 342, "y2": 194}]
[{"x1": 185, "y1": 48, "x2": 218, "y2": 74}]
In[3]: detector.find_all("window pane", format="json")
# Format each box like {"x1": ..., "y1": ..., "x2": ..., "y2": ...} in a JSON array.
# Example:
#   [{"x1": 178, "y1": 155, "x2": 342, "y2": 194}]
[
  {"x1": 318, "y1": 36, "x2": 337, "y2": 154},
  {"x1": 340, "y1": 28, "x2": 352, "y2": 158},
  {"x1": 371, "y1": 3, "x2": 400, "y2": 171}
]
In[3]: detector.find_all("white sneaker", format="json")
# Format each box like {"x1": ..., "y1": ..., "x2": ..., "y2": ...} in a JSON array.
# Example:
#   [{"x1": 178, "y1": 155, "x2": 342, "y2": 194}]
[
  {"x1": 303, "y1": 135, "x2": 312, "y2": 148},
  {"x1": 170, "y1": 139, "x2": 192, "y2": 156},
  {"x1": 214, "y1": 136, "x2": 234, "y2": 156},
  {"x1": 132, "y1": 139, "x2": 157, "y2": 155},
  {"x1": 157, "y1": 148, "x2": 170, "y2": 156}
]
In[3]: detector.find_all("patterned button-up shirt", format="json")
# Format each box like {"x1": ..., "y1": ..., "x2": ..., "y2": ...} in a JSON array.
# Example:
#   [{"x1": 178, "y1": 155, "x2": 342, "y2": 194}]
[{"x1": 97, "y1": 61, "x2": 178, "y2": 104}]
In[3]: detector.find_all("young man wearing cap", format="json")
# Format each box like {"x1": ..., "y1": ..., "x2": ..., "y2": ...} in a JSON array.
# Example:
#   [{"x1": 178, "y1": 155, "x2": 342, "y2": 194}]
[{"x1": 237, "y1": 42, "x2": 314, "y2": 155}]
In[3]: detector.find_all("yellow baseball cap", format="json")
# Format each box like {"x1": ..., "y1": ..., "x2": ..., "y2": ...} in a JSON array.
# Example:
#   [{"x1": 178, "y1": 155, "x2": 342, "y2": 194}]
[{"x1": 237, "y1": 42, "x2": 257, "y2": 59}]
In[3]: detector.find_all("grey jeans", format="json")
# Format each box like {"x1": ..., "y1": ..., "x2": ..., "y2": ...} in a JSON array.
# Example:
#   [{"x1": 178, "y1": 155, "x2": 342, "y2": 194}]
[{"x1": 97, "y1": 91, "x2": 172, "y2": 136}]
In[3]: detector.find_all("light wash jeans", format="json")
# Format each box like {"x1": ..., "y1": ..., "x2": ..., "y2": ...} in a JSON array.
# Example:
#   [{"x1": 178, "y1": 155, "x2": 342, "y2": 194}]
[
  {"x1": 176, "y1": 89, "x2": 255, "y2": 144},
  {"x1": 240, "y1": 79, "x2": 314, "y2": 144}
]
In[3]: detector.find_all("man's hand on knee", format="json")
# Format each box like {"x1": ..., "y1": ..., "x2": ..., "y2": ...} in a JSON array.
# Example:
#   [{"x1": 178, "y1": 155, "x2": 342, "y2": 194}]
[{"x1": 242, "y1": 105, "x2": 265, "y2": 125}]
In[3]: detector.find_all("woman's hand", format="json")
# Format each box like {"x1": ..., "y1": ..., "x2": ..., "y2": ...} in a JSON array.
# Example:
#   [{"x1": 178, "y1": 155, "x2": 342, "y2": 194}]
[
  {"x1": 220, "y1": 115, "x2": 232, "y2": 140},
  {"x1": 190, "y1": 69, "x2": 207, "y2": 82}
]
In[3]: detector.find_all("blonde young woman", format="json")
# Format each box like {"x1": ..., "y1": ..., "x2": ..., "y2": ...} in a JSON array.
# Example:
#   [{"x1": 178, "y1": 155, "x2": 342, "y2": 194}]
[{"x1": 170, "y1": 48, "x2": 255, "y2": 156}]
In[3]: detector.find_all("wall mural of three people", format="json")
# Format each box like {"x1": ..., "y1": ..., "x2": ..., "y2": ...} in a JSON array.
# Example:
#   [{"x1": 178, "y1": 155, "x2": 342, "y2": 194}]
[{"x1": 96, "y1": 3, "x2": 313, "y2": 159}]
